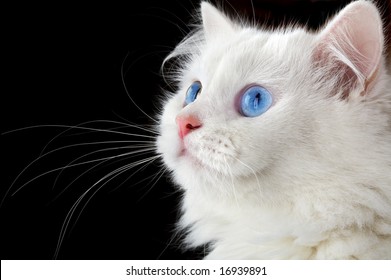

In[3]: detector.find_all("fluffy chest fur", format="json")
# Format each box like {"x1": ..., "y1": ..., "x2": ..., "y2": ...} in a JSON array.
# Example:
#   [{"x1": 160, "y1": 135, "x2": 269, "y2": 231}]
[{"x1": 157, "y1": 0, "x2": 391, "y2": 259}]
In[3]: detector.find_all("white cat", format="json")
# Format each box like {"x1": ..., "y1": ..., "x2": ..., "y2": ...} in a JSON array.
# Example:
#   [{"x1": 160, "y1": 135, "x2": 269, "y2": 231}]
[{"x1": 156, "y1": 0, "x2": 391, "y2": 259}]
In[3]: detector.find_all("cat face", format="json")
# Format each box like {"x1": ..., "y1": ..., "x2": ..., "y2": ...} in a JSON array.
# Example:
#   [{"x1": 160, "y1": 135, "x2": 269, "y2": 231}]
[
  {"x1": 157, "y1": 1, "x2": 386, "y2": 194},
  {"x1": 158, "y1": 36, "x2": 315, "y2": 195}
]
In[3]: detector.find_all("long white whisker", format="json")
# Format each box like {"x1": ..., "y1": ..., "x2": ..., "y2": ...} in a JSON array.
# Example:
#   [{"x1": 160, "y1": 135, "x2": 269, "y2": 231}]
[
  {"x1": 52, "y1": 152, "x2": 158, "y2": 202},
  {"x1": 71, "y1": 156, "x2": 160, "y2": 231},
  {"x1": 9, "y1": 147, "x2": 156, "y2": 197},
  {"x1": 37, "y1": 119, "x2": 157, "y2": 155},
  {"x1": 51, "y1": 142, "x2": 155, "y2": 189},
  {"x1": 137, "y1": 166, "x2": 168, "y2": 203},
  {"x1": 111, "y1": 112, "x2": 159, "y2": 135},
  {"x1": 56, "y1": 125, "x2": 157, "y2": 140},
  {"x1": 3, "y1": 140, "x2": 154, "y2": 205},
  {"x1": 54, "y1": 190, "x2": 86, "y2": 259},
  {"x1": 2, "y1": 124, "x2": 157, "y2": 139},
  {"x1": 49, "y1": 158, "x2": 113, "y2": 204},
  {"x1": 53, "y1": 155, "x2": 160, "y2": 258},
  {"x1": 108, "y1": 155, "x2": 161, "y2": 193},
  {"x1": 50, "y1": 144, "x2": 154, "y2": 197}
]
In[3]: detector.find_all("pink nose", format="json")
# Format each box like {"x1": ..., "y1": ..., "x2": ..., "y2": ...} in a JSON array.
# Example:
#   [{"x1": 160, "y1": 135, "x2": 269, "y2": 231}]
[{"x1": 176, "y1": 115, "x2": 202, "y2": 139}]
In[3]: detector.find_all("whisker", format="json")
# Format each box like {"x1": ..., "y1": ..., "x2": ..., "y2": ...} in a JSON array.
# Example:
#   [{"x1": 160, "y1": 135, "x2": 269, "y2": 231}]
[
  {"x1": 50, "y1": 141, "x2": 155, "y2": 189},
  {"x1": 8, "y1": 146, "x2": 156, "y2": 198},
  {"x1": 37, "y1": 120, "x2": 156, "y2": 155},
  {"x1": 51, "y1": 144, "x2": 155, "y2": 195},
  {"x1": 50, "y1": 151, "x2": 157, "y2": 204},
  {"x1": 70, "y1": 155, "x2": 160, "y2": 231},
  {"x1": 108, "y1": 155, "x2": 161, "y2": 194},
  {"x1": 1, "y1": 129, "x2": 156, "y2": 207},
  {"x1": 53, "y1": 154, "x2": 160, "y2": 258},
  {"x1": 48, "y1": 158, "x2": 113, "y2": 205},
  {"x1": 52, "y1": 125, "x2": 157, "y2": 141},
  {"x1": 136, "y1": 166, "x2": 168, "y2": 203},
  {"x1": 111, "y1": 112, "x2": 160, "y2": 135},
  {"x1": 2, "y1": 124, "x2": 157, "y2": 139}
]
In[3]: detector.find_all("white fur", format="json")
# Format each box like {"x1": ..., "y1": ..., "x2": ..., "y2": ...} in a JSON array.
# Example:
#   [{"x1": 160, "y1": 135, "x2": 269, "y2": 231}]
[{"x1": 156, "y1": 0, "x2": 391, "y2": 259}]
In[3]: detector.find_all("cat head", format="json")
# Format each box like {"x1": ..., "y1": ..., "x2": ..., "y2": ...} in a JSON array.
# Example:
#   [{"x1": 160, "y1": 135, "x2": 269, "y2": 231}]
[{"x1": 157, "y1": 1, "x2": 388, "y2": 198}]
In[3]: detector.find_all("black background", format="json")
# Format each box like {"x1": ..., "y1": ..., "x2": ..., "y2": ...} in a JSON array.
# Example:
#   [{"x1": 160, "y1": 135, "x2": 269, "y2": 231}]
[
  {"x1": 2, "y1": 0, "x2": 390, "y2": 260},
  {"x1": 3, "y1": 0, "x2": 200, "y2": 260}
]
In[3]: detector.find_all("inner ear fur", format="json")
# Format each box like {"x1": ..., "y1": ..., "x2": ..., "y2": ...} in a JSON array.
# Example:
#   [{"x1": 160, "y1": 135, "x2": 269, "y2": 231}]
[{"x1": 312, "y1": 1, "x2": 384, "y2": 98}]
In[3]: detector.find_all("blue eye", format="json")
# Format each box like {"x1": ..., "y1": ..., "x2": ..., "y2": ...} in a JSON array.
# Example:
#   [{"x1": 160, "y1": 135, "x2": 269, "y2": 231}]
[
  {"x1": 240, "y1": 85, "x2": 273, "y2": 117},
  {"x1": 184, "y1": 81, "x2": 202, "y2": 106}
]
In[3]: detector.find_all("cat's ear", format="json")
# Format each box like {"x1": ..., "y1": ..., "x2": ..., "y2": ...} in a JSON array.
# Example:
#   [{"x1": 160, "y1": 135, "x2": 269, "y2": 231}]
[
  {"x1": 313, "y1": 1, "x2": 384, "y2": 96},
  {"x1": 201, "y1": 2, "x2": 234, "y2": 40}
]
